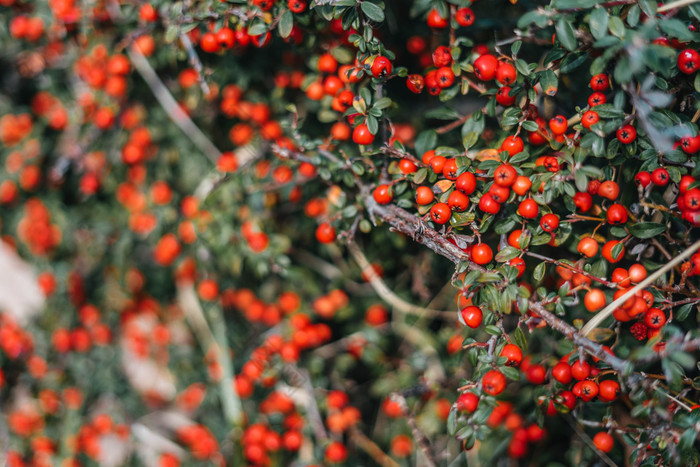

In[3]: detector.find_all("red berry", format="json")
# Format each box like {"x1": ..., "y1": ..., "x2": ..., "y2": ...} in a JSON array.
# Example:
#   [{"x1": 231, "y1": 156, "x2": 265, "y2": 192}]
[
  {"x1": 616, "y1": 124, "x2": 636, "y2": 144},
  {"x1": 677, "y1": 48, "x2": 700, "y2": 74},
  {"x1": 460, "y1": 306, "x2": 483, "y2": 328},
  {"x1": 430, "y1": 202, "x2": 452, "y2": 224},
  {"x1": 482, "y1": 370, "x2": 507, "y2": 395},
  {"x1": 352, "y1": 124, "x2": 375, "y2": 145},
  {"x1": 473, "y1": 54, "x2": 499, "y2": 81}
]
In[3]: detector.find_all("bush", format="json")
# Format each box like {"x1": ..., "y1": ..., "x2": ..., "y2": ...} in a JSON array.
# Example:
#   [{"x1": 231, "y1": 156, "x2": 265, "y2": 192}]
[{"x1": 1, "y1": 0, "x2": 700, "y2": 465}]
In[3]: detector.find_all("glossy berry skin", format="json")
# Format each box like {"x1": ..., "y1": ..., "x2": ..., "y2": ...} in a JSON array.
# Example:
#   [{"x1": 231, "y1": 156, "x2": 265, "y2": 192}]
[
  {"x1": 517, "y1": 198, "x2": 539, "y2": 219},
  {"x1": 540, "y1": 213, "x2": 559, "y2": 232},
  {"x1": 677, "y1": 48, "x2": 700, "y2": 74},
  {"x1": 494, "y1": 164, "x2": 517, "y2": 186},
  {"x1": 681, "y1": 134, "x2": 700, "y2": 154},
  {"x1": 500, "y1": 136, "x2": 524, "y2": 157},
  {"x1": 570, "y1": 360, "x2": 591, "y2": 380},
  {"x1": 432, "y1": 46, "x2": 452, "y2": 67},
  {"x1": 581, "y1": 110, "x2": 599, "y2": 129},
  {"x1": 606, "y1": 204, "x2": 628, "y2": 224},
  {"x1": 406, "y1": 74, "x2": 424, "y2": 93},
  {"x1": 315, "y1": 223, "x2": 336, "y2": 244},
  {"x1": 436, "y1": 66, "x2": 455, "y2": 88},
  {"x1": 593, "y1": 432, "x2": 614, "y2": 453},
  {"x1": 526, "y1": 364, "x2": 546, "y2": 384},
  {"x1": 430, "y1": 202, "x2": 452, "y2": 224},
  {"x1": 552, "y1": 362, "x2": 572, "y2": 384},
  {"x1": 598, "y1": 380, "x2": 620, "y2": 402},
  {"x1": 598, "y1": 180, "x2": 619, "y2": 200},
  {"x1": 426, "y1": 8, "x2": 448, "y2": 28},
  {"x1": 549, "y1": 115, "x2": 567, "y2": 135},
  {"x1": 588, "y1": 92, "x2": 606, "y2": 106},
  {"x1": 644, "y1": 307, "x2": 666, "y2": 329},
  {"x1": 415, "y1": 186, "x2": 434, "y2": 205},
  {"x1": 602, "y1": 240, "x2": 625, "y2": 263},
  {"x1": 650, "y1": 167, "x2": 669, "y2": 186},
  {"x1": 616, "y1": 125, "x2": 636, "y2": 144},
  {"x1": 473, "y1": 54, "x2": 499, "y2": 81},
  {"x1": 573, "y1": 192, "x2": 593, "y2": 212},
  {"x1": 471, "y1": 243, "x2": 493, "y2": 265},
  {"x1": 370, "y1": 56, "x2": 392, "y2": 78},
  {"x1": 635, "y1": 171, "x2": 651, "y2": 187},
  {"x1": 455, "y1": 172, "x2": 477, "y2": 194},
  {"x1": 460, "y1": 306, "x2": 483, "y2": 328},
  {"x1": 496, "y1": 62, "x2": 517, "y2": 85},
  {"x1": 500, "y1": 344, "x2": 523, "y2": 367},
  {"x1": 353, "y1": 124, "x2": 375, "y2": 145},
  {"x1": 448, "y1": 190, "x2": 469, "y2": 211},
  {"x1": 373, "y1": 184, "x2": 393, "y2": 204},
  {"x1": 479, "y1": 193, "x2": 501, "y2": 214},
  {"x1": 577, "y1": 237, "x2": 599, "y2": 258},
  {"x1": 455, "y1": 7, "x2": 475, "y2": 27},
  {"x1": 482, "y1": 370, "x2": 507, "y2": 396},
  {"x1": 590, "y1": 73, "x2": 609, "y2": 91},
  {"x1": 456, "y1": 392, "x2": 479, "y2": 412},
  {"x1": 496, "y1": 86, "x2": 516, "y2": 106}
]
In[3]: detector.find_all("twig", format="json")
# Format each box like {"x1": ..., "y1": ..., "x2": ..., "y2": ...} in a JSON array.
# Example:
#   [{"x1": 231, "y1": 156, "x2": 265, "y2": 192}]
[
  {"x1": 525, "y1": 251, "x2": 616, "y2": 287},
  {"x1": 581, "y1": 237, "x2": 700, "y2": 337},
  {"x1": 390, "y1": 393, "x2": 438, "y2": 467},
  {"x1": 176, "y1": 283, "x2": 243, "y2": 427},
  {"x1": 363, "y1": 196, "x2": 485, "y2": 271},
  {"x1": 657, "y1": 0, "x2": 700, "y2": 12},
  {"x1": 282, "y1": 365, "x2": 328, "y2": 442},
  {"x1": 564, "y1": 416, "x2": 619, "y2": 467},
  {"x1": 179, "y1": 33, "x2": 210, "y2": 95},
  {"x1": 529, "y1": 301, "x2": 631, "y2": 375},
  {"x1": 347, "y1": 242, "x2": 456, "y2": 320},
  {"x1": 349, "y1": 428, "x2": 401, "y2": 467}
]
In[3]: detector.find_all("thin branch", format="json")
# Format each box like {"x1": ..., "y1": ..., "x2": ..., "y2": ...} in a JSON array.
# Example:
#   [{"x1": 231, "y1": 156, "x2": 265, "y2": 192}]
[
  {"x1": 106, "y1": 0, "x2": 221, "y2": 165},
  {"x1": 581, "y1": 237, "x2": 700, "y2": 337},
  {"x1": 525, "y1": 251, "x2": 616, "y2": 287},
  {"x1": 564, "y1": 416, "x2": 619, "y2": 467},
  {"x1": 363, "y1": 196, "x2": 485, "y2": 271},
  {"x1": 176, "y1": 283, "x2": 243, "y2": 427},
  {"x1": 528, "y1": 301, "x2": 631, "y2": 375},
  {"x1": 349, "y1": 428, "x2": 401, "y2": 467},
  {"x1": 657, "y1": 0, "x2": 700, "y2": 12},
  {"x1": 390, "y1": 393, "x2": 438, "y2": 467},
  {"x1": 179, "y1": 33, "x2": 210, "y2": 95},
  {"x1": 282, "y1": 365, "x2": 328, "y2": 442},
  {"x1": 347, "y1": 242, "x2": 456, "y2": 320}
]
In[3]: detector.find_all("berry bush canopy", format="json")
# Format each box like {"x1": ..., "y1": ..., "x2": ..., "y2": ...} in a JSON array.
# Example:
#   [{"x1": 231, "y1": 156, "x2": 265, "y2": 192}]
[{"x1": 2, "y1": 0, "x2": 700, "y2": 465}]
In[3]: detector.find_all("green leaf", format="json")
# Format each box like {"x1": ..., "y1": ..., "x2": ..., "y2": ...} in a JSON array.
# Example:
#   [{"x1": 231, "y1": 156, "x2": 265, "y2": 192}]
[
  {"x1": 556, "y1": 18, "x2": 578, "y2": 51},
  {"x1": 484, "y1": 325, "x2": 501, "y2": 336},
  {"x1": 366, "y1": 114, "x2": 379, "y2": 135},
  {"x1": 495, "y1": 246, "x2": 520, "y2": 263},
  {"x1": 676, "y1": 303, "x2": 693, "y2": 322},
  {"x1": 628, "y1": 222, "x2": 666, "y2": 239},
  {"x1": 247, "y1": 19, "x2": 268, "y2": 36},
  {"x1": 425, "y1": 106, "x2": 460, "y2": 120},
  {"x1": 660, "y1": 18, "x2": 695, "y2": 41},
  {"x1": 533, "y1": 262, "x2": 546, "y2": 282},
  {"x1": 608, "y1": 15, "x2": 626, "y2": 39},
  {"x1": 361, "y1": 1, "x2": 385, "y2": 22},
  {"x1": 278, "y1": 10, "x2": 293, "y2": 38},
  {"x1": 540, "y1": 69, "x2": 558, "y2": 96},
  {"x1": 373, "y1": 97, "x2": 392, "y2": 110},
  {"x1": 415, "y1": 130, "x2": 437, "y2": 157},
  {"x1": 513, "y1": 327, "x2": 528, "y2": 352}
]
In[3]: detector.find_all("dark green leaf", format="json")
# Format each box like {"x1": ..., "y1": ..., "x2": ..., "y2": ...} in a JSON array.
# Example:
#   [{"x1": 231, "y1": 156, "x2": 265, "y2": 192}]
[
  {"x1": 628, "y1": 222, "x2": 666, "y2": 239},
  {"x1": 361, "y1": 1, "x2": 385, "y2": 22},
  {"x1": 540, "y1": 69, "x2": 558, "y2": 96},
  {"x1": 556, "y1": 18, "x2": 578, "y2": 51},
  {"x1": 278, "y1": 10, "x2": 293, "y2": 38},
  {"x1": 589, "y1": 7, "x2": 609, "y2": 40},
  {"x1": 533, "y1": 262, "x2": 546, "y2": 282}
]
